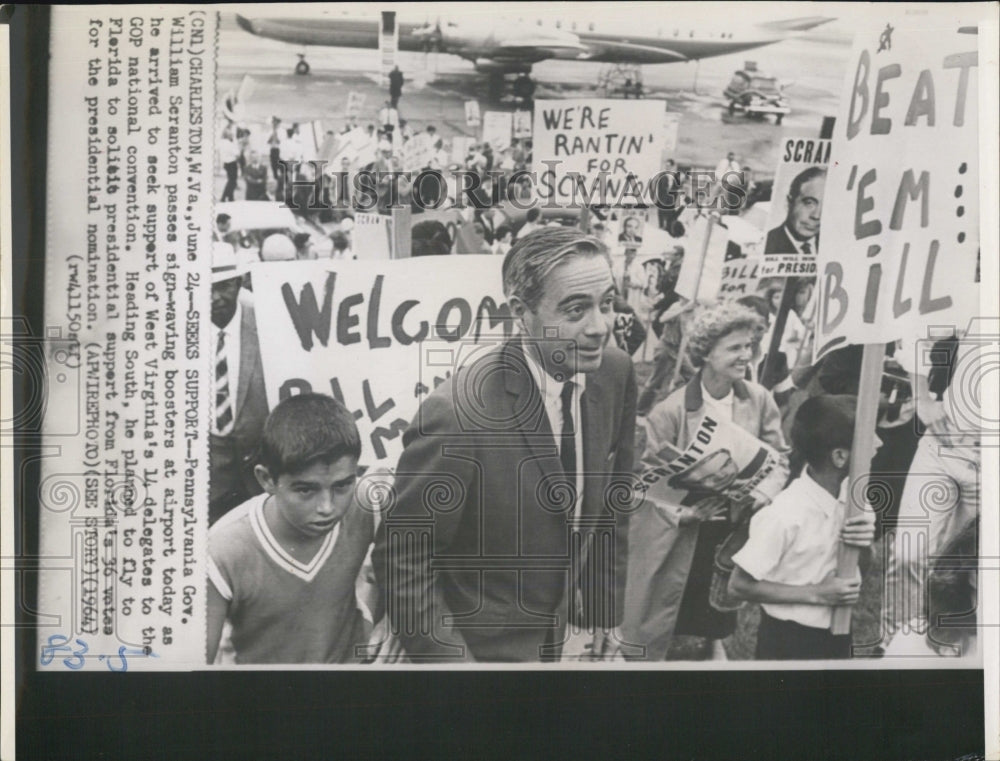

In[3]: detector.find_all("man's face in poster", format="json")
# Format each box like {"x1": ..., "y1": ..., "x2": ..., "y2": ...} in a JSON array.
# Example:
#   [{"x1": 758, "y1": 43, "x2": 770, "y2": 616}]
[
  {"x1": 671, "y1": 449, "x2": 740, "y2": 493},
  {"x1": 785, "y1": 174, "x2": 825, "y2": 241}
]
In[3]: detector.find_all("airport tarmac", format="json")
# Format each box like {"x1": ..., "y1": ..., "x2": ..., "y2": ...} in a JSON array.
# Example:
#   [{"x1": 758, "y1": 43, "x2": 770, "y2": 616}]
[{"x1": 216, "y1": 11, "x2": 851, "y2": 176}]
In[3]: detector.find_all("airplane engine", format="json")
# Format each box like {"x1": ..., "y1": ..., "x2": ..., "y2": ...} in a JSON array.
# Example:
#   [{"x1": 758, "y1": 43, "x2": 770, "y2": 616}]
[{"x1": 473, "y1": 59, "x2": 533, "y2": 75}]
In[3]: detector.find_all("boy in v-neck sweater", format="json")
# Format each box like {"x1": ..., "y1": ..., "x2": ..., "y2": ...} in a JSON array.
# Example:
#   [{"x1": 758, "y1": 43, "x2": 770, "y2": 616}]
[{"x1": 207, "y1": 393, "x2": 381, "y2": 664}]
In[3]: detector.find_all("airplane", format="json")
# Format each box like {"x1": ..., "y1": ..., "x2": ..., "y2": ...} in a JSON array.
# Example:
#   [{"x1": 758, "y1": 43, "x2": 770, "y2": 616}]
[{"x1": 234, "y1": 10, "x2": 834, "y2": 93}]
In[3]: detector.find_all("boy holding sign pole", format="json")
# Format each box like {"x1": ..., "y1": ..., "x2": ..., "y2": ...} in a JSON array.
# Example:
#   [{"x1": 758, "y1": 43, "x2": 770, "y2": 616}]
[{"x1": 729, "y1": 395, "x2": 878, "y2": 659}]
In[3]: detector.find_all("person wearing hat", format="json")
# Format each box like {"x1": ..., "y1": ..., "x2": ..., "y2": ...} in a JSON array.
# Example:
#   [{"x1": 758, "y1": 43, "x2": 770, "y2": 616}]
[{"x1": 210, "y1": 243, "x2": 269, "y2": 524}]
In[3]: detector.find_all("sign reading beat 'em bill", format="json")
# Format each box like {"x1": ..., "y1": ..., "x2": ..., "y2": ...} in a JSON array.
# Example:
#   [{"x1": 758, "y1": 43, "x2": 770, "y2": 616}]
[
  {"x1": 533, "y1": 99, "x2": 667, "y2": 206},
  {"x1": 814, "y1": 15, "x2": 980, "y2": 360}
]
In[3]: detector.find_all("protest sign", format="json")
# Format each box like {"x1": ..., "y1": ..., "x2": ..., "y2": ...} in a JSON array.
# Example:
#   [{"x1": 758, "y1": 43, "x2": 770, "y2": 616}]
[
  {"x1": 399, "y1": 133, "x2": 433, "y2": 172},
  {"x1": 512, "y1": 109, "x2": 532, "y2": 139},
  {"x1": 346, "y1": 90, "x2": 366, "y2": 118},
  {"x1": 662, "y1": 111, "x2": 681, "y2": 156},
  {"x1": 814, "y1": 18, "x2": 980, "y2": 360},
  {"x1": 465, "y1": 100, "x2": 481, "y2": 127},
  {"x1": 533, "y1": 99, "x2": 668, "y2": 205},
  {"x1": 760, "y1": 136, "x2": 831, "y2": 278},
  {"x1": 352, "y1": 213, "x2": 393, "y2": 260},
  {"x1": 673, "y1": 212, "x2": 730, "y2": 303},
  {"x1": 450, "y1": 135, "x2": 472, "y2": 167},
  {"x1": 636, "y1": 414, "x2": 786, "y2": 513},
  {"x1": 251, "y1": 258, "x2": 510, "y2": 467},
  {"x1": 482, "y1": 110, "x2": 513, "y2": 151}
]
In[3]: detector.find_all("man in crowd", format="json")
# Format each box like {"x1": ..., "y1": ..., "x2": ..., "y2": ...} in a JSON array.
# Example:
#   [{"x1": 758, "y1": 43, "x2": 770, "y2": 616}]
[
  {"x1": 374, "y1": 227, "x2": 637, "y2": 662},
  {"x1": 389, "y1": 65, "x2": 405, "y2": 108},
  {"x1": 209, "y1": 246, "x2": 269, "y2": 524},
  {"x1": 764, "y1": 166, "x2": 825, "y2": 256}
]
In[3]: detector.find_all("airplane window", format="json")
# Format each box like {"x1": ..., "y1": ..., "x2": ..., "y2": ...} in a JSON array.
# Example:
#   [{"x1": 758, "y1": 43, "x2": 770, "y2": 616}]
[
  {"x1": 673, "y1": 29, "x2": 679, "y2": 36},
  {"x1": 589, "y1": 23, "x2": 595, "y2": 31},
  {"x1": 689, "y1": 30, "x2": 694, "y2": 37},
  {"x1": 555, "y1": 20, "x2": 561, "y2": 29},
  {"x1": 572, "y1": 22, "x2": 576, "y2": 30}
]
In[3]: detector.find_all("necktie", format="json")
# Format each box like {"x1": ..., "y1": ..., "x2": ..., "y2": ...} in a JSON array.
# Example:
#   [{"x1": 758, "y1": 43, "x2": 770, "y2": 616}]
[
  {"x1": 801, "y1": 240, "x2": 812, "y2": 255},
  {"x1": 560, "y1": 381, "x2": 576, "y2": 477},
  {"x1": 215, "y1": 330, "x2": 235, "y2": 435}
]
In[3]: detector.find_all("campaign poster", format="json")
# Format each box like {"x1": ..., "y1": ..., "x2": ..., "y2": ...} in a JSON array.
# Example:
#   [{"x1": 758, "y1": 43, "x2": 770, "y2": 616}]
[
  {"x1": 636, "y1": 414, "x2": 787, "y2": 516},
  {"x1": 512, "y1": 109, "x2": 532, "y2": 139},
  {"x1": 250, "y1": 258, "x2": 510, "y2": 467},
  {"x1": 482, "y1": 111, "x2": 513, "y2": 151},
  {"x1": 814, "y1": 16, "x2": 980, "y2": 360},
  {"x1": 760, "y1": 136, "x2": 831, "y2": 278},
  {"x1": 532, "y1": 99, "x2": 667, "y2": 205}
]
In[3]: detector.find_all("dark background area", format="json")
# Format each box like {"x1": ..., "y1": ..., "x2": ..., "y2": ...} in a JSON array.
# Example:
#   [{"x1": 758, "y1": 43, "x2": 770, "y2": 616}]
[{"x1": 7, "y1": 6, "x2": 985, "y2": 760}]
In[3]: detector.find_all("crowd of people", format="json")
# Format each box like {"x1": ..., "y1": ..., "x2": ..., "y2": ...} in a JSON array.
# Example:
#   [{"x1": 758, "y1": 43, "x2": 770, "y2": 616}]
[{"x1": 207, "y1": 81, "x2": 981, "y2": 667}]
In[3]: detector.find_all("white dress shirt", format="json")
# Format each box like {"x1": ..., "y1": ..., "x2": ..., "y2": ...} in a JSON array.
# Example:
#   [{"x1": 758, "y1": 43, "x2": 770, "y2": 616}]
[
  {"x1": 523, "y1": 345, "x2": 586, "y2": 527},
  {"x1": 700, "y1": 382, "x2": 734, "y2": 422},
  {"x1": 731, "y1": 469, "x2": 848, "y2": 629},
  {"x1": 212, "y1": 301, "x2": 242, "y2": 435}
]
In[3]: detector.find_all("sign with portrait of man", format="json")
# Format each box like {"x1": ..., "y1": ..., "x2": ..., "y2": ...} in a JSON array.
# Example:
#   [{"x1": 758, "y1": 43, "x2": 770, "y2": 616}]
[{"x1": 761, "y1": 137, "x2": 832, "y2": 278}]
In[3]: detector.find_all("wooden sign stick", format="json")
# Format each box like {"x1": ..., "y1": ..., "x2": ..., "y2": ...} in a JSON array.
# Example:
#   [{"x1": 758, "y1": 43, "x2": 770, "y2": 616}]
[{"x1": 830, "y1": 341, "x2": 885, "y2": 635}]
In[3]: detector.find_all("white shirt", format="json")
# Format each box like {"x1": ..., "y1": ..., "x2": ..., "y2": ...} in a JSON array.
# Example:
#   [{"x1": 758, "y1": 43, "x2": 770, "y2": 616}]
[
  {"x1": 731, "y1": 469, "x2": 847, "y2": 629},
  {"x1": 523, "y1": 345, "x2": 586, "y2": 527},
  {"x1": 212, "y1": 301, "x2": 242, "y2": 435},
  {"x1": 700, "y1": 382, "x2": 734, "y2": 422},
  {"x1": 219, "y1": 137, "x2": 240, "y2": 165},
  {"x1": 782, "y1": 224, "x2": 817, "y2": 256},
  {"x1": 715, "y1": 157, "x2": 741, "y2": 178}
]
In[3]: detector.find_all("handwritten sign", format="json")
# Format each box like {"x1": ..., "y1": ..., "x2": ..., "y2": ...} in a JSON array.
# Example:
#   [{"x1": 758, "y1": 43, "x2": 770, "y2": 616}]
[
  {"x1": 814, "y1": 17, "x2": 980, "y2": 359},
  {"x1": 251, "y1": 258, "x2": 510, "y2": 467},
  {"x1": 482, "y1": 111, "x2": 513, "y2": 151},
  {"x1": 533, "y1": 99, "x2": 667, "y2": 205},
  {"x1": 760, "y1": 136, "x2": 831, "y2": 278},
  {"x1": 673, "y1": 212, "x2": 731, "y2": 303}
]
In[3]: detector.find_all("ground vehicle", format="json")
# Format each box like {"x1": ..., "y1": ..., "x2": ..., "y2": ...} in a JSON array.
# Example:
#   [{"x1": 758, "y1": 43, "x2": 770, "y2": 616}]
[{"x1": 723, "y1": 62, "x2": 790, "y2": 124}]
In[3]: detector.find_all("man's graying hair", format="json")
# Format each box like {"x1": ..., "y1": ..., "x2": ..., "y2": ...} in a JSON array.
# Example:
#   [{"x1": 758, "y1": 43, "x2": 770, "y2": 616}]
[{"x1": 502, "y1": 226, "x2": 610, "y2": 311}]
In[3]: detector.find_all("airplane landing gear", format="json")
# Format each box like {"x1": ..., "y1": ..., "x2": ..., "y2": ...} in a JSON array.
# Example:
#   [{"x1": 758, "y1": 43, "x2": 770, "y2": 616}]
[
  {"x1": 487, "y1": 71, "x2": 504, "y2": 102},
  {"x1": 295, "y1": 54, "x2": 310, "y2": 76}
]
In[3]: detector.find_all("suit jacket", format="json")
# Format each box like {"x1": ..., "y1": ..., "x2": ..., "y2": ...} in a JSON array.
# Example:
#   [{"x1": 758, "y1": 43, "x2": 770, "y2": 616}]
[
  {"x1": 621, "y1": 372, "x2": 788, "y2": 660},
  {"x1": 209, "y1": 300, "x2": 269, "y2": 524},
  {"x1": 373, "y1": 338, "x2": 637, "y2": 662},
  {"x1": 764, "y1": 225, "x2": 818, "y2": 256}
]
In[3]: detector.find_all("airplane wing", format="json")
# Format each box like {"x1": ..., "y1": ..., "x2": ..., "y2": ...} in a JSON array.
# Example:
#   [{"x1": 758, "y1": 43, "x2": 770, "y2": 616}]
[{"x1": 757, "y1": 17, "x2": 835, "y2": 33}]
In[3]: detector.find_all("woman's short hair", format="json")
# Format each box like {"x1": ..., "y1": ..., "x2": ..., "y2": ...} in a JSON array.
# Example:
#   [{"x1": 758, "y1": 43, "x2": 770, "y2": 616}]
[
  {"x1": 502, "y1": 227, "x2": 609, "y2": 311},
  {"x1": 686, "y1": 302, "x2": 764, "y2": 368}
]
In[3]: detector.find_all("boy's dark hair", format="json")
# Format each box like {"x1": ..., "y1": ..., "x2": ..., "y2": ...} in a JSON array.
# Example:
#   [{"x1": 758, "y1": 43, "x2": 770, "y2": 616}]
[
  {"x1": 525, "y1": 207, "x2": 541, "y2": 223},
  {"x1": 216, "y1": 213, "x2": 231, "y2": 227},
  {"x1": 736, "y1": 294, "x2": 769, "y2": 322},
  {"x1": 791, "y1": 394, "x2": 857, "y2": 469},
  {"x1": 258, "y1": 393, "x2": 361, "y2": 479}
]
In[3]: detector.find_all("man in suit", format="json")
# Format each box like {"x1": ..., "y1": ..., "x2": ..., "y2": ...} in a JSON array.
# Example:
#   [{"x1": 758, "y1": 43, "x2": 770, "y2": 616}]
[
  {"x1": 209, "y1": 245, "x2": 269, "y2": 525},
  {"x1": 374, "y1": 227, "x2": 638, "y2": 662},
  {"x1": 764, "y1": 166, "x2": 826, "y2": 256}
]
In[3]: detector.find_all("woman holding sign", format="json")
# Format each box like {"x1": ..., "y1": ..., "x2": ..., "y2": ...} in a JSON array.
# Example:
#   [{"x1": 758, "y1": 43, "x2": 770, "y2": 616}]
[{"x1": 623, "y1": 303, "x2": 789, "y2": 660}]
